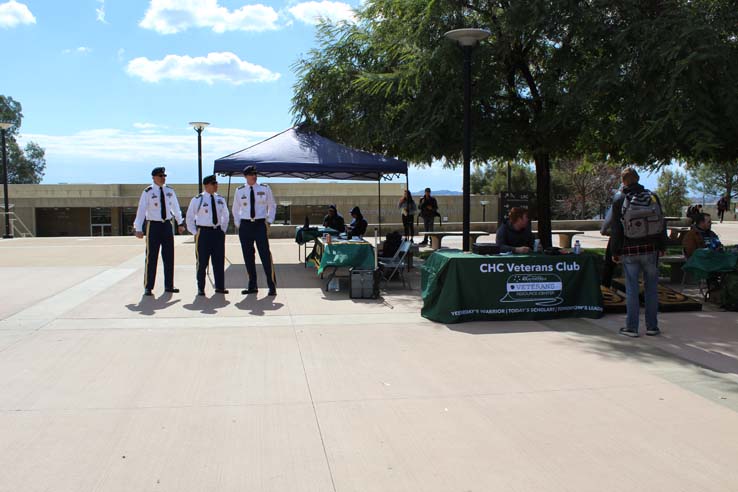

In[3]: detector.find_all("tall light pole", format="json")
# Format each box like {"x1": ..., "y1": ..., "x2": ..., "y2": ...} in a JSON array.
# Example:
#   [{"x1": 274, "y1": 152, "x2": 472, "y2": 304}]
[
  {"x1": 0, "y1": 122, "x2": 12, "y2": 239},
  {"x1": 189, "y1": 122, "x2": 210, "y2": 194},
  {"x1": 444, "y1": 28, "x2": 490, "y2": 251}
]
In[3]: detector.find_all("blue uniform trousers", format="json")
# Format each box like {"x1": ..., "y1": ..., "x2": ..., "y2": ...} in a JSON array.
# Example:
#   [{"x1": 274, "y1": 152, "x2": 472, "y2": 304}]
[
  {"x1": 238, "y1": 219, "x2": 276, "y2": 290},
  {"x1": 196, "y1": 227, "x2": 226, "y2": 291},
  {"x1": 145, "y1": 220, "x2": 175, "y2": 290}
]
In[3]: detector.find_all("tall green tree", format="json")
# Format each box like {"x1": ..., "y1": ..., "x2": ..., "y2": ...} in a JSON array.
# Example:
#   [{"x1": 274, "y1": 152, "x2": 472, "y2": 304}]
[
  {"x1": 291, "y1": 0, "x2": 738, "y2": 246},
  {"x1": 0, "y1": 95, "x2": 46, "y2": 184},
  {"x1": 552, "y1": 158, "x2": 621, "y2": 220},
  {"x1": 471, "y1": 162, "x2": 536, "y2": 195},
  {"x1": 687, "y1": 161, "x2": 738, "y2": 208},
  {"x1": 656, "y1": 168, "x2": 689, "y2": 216}
]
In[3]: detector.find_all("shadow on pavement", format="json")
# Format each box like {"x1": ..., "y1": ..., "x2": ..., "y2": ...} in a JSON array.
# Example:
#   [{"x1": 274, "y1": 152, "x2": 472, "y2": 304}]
[
  {"x1": 234, "y1": 295, "x2": 284, "y2": 316},
  {"x1": 125, "y1": 293, "x2": 181, "y2": 316},
  {"x1": 182, "y1": 294, "x2": 231, "y2": 314}
]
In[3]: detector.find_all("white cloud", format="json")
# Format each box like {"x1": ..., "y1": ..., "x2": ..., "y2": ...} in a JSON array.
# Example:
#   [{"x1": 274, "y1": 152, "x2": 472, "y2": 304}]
[
  {"x1": 126, "y1": 52, "x2": 280, "y2": 85},
  {"x1": 96, "y1": 0, "x2": 106, "y2": 23},
  {"x1": 0, "y1": 0, "x2": 36, "y2": 28},
  {"x1": 139, "y1": 0, "x2": 279, "y2": 34},
  {"x1": 19, "y1": 127, "x2": 276, "y2": 169},
  {"x1": 133, "y1": 122, "x2": 167, "y2": 130},
  {"x1": 63, "y1": 46, "x2": 92, "y2": 55},
  {"x1": 288, "y1": 1, "x2": 356, "y2": 25}
]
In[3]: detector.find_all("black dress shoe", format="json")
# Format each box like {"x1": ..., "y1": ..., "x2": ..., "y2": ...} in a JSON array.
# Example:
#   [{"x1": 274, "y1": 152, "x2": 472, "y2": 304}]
[
  {"x1": 215, "y1": 288, "x2": 229, "y2": 294},
  {"x1": 144, "y1": 289, "x2": 153, "y2": 296},
  {"x1": 268, "y1": 289, "x2": 277, "y2": 296},
  {"x1": 197, "y1": 290, "x2": 206, "y2": 296},
  {"x1": 165, "y1": 288, "x2": 180, "y2": 293},
  {"x1": 241, "y1": 288, "x2": 258, "y2": 295}
]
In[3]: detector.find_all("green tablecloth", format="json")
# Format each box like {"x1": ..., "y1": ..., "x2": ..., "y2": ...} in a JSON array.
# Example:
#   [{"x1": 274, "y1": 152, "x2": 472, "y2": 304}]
[
  {"x1": 682, "y1": 249, "x2": 738, "y2": 281},
  {"x1": 295, "y1": 227, "x2": 339, "y2": 245},
  {"x1": 309, "y1": 238, "x2": 375, "y2": 275},
  {"x1": 421, "y1": 250, "x2": 604, "y2": 323}
]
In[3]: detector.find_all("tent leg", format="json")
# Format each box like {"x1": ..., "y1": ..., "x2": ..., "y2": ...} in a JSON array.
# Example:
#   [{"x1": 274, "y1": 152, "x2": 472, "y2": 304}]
[
  {"x1": 377, "y1": 177, "x2": 382, "y2": 237},
  {"x1": 226, "y1": 175, "x2": 232, "y2": 205}
]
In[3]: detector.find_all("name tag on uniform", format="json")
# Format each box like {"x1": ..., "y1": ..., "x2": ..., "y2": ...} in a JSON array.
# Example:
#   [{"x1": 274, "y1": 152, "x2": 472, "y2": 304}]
[
  {"x1": 166, "y1": 192, "x2": 173, "y2": 197},
  {"x1": 257, "y1": 191, "x2": 265, "y2": 196}
]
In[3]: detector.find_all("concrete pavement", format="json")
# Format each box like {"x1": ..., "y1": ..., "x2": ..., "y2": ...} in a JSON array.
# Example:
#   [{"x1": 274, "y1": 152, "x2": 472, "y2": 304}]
[{"x1": 0, "y1": 235, "x2": 737, "y2": 492}]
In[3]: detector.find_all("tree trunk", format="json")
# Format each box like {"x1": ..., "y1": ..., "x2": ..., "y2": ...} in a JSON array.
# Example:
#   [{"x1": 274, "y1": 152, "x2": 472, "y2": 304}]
[{"x1": 534, "y1": 152, "x2": 553, "y2": 248}]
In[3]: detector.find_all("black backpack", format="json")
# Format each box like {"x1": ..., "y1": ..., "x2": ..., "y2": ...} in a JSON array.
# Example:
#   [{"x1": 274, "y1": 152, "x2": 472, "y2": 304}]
[{"x1": 382, "y1": 230, "x2": 403, "y2": 257}]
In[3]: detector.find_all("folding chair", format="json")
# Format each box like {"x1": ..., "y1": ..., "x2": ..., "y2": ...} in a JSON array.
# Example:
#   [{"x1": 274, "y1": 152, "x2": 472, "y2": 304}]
[{"x1": 379, "y1": 240, "x2": 412, "y2": 288}]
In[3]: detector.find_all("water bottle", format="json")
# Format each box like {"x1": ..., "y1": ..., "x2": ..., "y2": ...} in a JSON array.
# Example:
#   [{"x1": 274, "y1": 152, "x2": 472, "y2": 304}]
[
  {"x1": 328, "y1": 277, "x2": 340, "y2": 292},
  {"x1": 574, "y1": 240, "x2": 581, "y2": 255}
]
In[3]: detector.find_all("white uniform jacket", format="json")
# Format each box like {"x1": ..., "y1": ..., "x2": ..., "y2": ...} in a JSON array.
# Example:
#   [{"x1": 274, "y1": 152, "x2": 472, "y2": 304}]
[
  {"x1": 133, "y1": 185, "x2": 184, "y2": 233},
  {"x1": 232, "y1": 183, "x2": 276, "y2": 226},
  {"x1": 186, "y1": 192, "x2": 230, "y2": 234}
]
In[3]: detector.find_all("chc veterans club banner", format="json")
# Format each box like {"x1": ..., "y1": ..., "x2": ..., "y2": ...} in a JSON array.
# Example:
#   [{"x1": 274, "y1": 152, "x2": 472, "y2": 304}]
[{"x1": 421, "y1": 251, "x2": 604, "y2": 324}]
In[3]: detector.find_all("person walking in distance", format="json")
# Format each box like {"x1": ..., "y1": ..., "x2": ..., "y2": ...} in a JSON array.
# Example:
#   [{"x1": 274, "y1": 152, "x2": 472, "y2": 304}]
[
  {"x1": 611, "y1": 167, "x2": 667, "y2": 338},
  {"x1": 717, "y1": 195, "x2": 728, "y2": 224},
  {"x1": 133, "y1": 167, "x2": 185, "y2": 296},
  {"x1": 186, "y1": 175, "x2": 230, "y2": 296},
  {"x1": 232, "y1": 166, "x2": 277, "y2": 296},
  {"x1": 418, "y1": 187, "x2": 438, "y2": 246}
]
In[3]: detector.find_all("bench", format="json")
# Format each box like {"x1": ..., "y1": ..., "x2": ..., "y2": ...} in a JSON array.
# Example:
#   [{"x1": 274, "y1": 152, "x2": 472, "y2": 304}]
[
  {"x1": 532, "y1": 230, "x2": 584, "y2": 248},
  {"x1": 660, "y1": 254, "x2": 687, "y2": 283},
  {"x1": 423, "y1": 231, "x2": 490, "y2": 250},
  {"x1": 667, "y1": 226, "x2": 690, "y2": 246}
]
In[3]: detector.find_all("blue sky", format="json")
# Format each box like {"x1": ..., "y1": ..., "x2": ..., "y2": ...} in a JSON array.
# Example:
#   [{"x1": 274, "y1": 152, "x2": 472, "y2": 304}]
[{"x1": 2, "y1": 0, "x2": 663, "y2": 193}]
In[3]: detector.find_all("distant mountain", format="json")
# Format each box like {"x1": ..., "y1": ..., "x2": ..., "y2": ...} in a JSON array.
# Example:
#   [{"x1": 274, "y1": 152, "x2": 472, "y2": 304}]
[{"x1": 412, "y1": 189, "x2": 462, "y2": 196}]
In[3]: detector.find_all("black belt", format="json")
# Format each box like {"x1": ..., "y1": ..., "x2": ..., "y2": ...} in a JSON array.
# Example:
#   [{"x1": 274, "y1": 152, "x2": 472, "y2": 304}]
[
  {"x1": 241, "y1": 218, "x2": 266, "y2": 223},
  {"x1": 197, "y1": 225, "x2": 221, "y2": 230}
]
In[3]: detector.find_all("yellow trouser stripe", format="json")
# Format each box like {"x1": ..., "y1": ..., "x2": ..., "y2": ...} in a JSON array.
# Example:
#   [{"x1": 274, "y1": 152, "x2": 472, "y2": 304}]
[
  {"x1": 143, "y1": 221, "x2": 151, "y2": 287},
  {"x1": 195, "y1": 230, "x2": 200, "y2": 274}
]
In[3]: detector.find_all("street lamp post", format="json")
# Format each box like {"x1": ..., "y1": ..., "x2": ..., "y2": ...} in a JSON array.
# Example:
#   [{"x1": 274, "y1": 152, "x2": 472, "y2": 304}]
[
  {"x1": 480, "y1": 200, "x2": 489, "y2": 222},
  {"x1": 444, "y1": 28, "x2": 490, "y2": 251},
  {"x1": 189, "y1": 122, "x2": 210, "y2": 194},
  {"x1": 280, "y1": 201, "x2": 293, "y2": 225},
  {"x1": 0, "y1": 122, "x2": 12, "y2": 239}
]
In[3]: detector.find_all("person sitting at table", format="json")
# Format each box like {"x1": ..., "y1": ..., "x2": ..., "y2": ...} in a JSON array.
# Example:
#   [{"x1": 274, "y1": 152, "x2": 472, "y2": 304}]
[
  {"x1": 683, "y1": 212, "x2": 721, "y2": 258},
  {"x1": 496, "y1": 207, "x2": 534, "y2": 253},
  {"x1": 346, "y1": 206, "x2": 368, "y2": 239},
  {"x1": 322, "y1": 204, "x2": 345, "y2": 232}
]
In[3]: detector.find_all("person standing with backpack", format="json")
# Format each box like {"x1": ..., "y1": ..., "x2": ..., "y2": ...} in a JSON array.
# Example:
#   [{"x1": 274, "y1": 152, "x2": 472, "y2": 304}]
[{"x1": 611, "y1": 167, "x2": 667, "y2": 338}]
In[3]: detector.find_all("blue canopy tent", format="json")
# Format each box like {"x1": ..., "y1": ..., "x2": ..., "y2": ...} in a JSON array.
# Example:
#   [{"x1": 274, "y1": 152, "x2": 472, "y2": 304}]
[{"x1": 214, "y1": 127, "x2": 409, "y2": 228}]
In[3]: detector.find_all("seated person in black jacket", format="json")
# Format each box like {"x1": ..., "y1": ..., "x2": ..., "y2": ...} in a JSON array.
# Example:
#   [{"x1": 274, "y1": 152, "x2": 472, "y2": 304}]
[
  {"x1": 322, "y1": 204, "x2": 345, "y2": 232},
  {"x1": 346, "y1": 206, "x2": 368, "y2": 239},
  {"x1": 496, "y1": 207, "x2": 534, "y2": 253}
]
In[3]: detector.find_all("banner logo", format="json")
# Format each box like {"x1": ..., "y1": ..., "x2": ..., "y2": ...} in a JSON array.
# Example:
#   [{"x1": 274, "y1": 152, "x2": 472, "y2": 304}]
[{"x1": 500, "y1": 274, "x2": 564, "y2": 306}]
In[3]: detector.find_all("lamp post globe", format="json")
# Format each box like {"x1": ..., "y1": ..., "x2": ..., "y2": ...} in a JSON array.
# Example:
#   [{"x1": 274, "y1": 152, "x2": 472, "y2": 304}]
[
  {"x1": 444, "y1": 28, "x2": 490, "y2": 251},
  {"x1": 189, "y1": 122, "x2": 210, "y2": 194},
  {"x1": 480, "y1": 200, "x2": 489, "y2": 222},
  {"x1": 0, "y1": 121, "x2": 13, "y2": 239}
]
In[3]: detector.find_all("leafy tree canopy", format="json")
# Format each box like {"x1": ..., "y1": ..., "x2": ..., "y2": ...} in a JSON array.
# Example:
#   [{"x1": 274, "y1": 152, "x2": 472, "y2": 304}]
[
  {"x1": 0, "y1": 95, "x2": 46, "y2": 184},
  {"x1": 291, "y1": 0, "x2": 738, "y2": 244},
  {"x1": 656, "y1": 168, "x2": 689, "y2": 216}
]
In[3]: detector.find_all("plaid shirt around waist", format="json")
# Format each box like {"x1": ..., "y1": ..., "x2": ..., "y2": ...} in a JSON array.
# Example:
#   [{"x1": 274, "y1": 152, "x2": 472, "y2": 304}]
[{"x1": 621, "y1": 243, "x2": 658, "y2": 256}]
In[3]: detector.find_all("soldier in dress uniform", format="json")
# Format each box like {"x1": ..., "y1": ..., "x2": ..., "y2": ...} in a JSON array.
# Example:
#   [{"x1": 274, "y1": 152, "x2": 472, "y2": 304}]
[
  {"x1": 186, "y1": 175, "x2": 230, "y2": 296},
  {"x1": 133, "y1": 166, "x2": 185, "y2": 296},
  {"x1": 232, "y1": 166, "x2": 277, "y2": 296}
]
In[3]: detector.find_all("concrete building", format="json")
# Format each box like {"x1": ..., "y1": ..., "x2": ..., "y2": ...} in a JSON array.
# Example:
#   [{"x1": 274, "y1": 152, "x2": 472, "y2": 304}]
[{"x1": 0, "y1": 183, "x2": 500, "y2": 238}]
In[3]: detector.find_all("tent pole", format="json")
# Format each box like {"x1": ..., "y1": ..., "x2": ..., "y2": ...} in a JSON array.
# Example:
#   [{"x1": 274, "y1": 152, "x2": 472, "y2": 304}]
[
  {"x1": 377, "y1": 177, "x2": 382, "y2": 237},
  {"x1": 226, "y1": 174, "x2": 232, "y2": 206}
]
